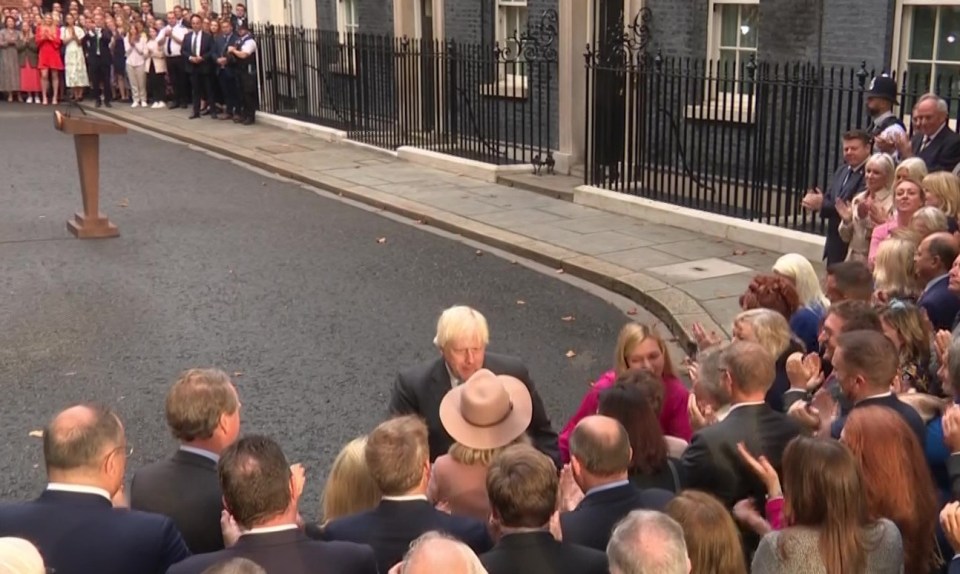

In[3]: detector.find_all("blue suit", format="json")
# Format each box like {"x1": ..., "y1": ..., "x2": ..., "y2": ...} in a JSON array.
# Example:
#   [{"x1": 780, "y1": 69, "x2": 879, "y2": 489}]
[
  {"x1": 820, "y1": 164, "x2": 865, "y2": 264},
  {"x1": 919, "y1": 275, "x2": 960, "y2": 332},
  {"x1": 0, "y1": 489, "x2": 190, "y2": 574}
]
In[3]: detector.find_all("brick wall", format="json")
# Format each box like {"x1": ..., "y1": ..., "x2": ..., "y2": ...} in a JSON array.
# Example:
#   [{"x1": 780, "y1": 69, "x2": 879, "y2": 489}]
[
  {"x1": 646, "y1": 0, "x2": 707, "y2": 60},
  {"x1": 821, "y1": 0, "x2": 895, "y2": 70},
  {"x1": 757, "y1": 0, "x2": 821, "y2": 63}
]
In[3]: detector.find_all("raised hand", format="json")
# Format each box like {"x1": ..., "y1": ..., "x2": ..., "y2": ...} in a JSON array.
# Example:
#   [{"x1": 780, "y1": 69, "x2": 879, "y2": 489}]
[
  {"x1": 688, "y1": 393, "x2": 716, "y2": 431},
  {"x1": 692, "y1": 322, "x2": 722, "y2": 351},
  {"x1": 801, "y1": 188, "x2": 823, "y2": 211},
  {"x1": 943, "y1": 405, "x2": 960, "y2": 453},
  {"x1": 835, "y1": 197, "x2": 853, "y2": 222},
  {"x1": 290, "y1": 463, "x2": 306, "y2": 500},
  {"x1": 220, "y1": 510, "x2": 242, "y2": 548},
  {"x1": 737, "y1": 442, "x2": 781, "y2": 497},
  {"x1": 733, "y1": 498, "x2": 772, "y2": 536},
  {"x1": 785, "y1": 352, "x2": 821, "y2": 391},
  {"x1": 558, "y1": 464, "x2": 584, "y2": 512},
  {"x1": 941, "y1": 500, "x2": 960, "y2": 554}
]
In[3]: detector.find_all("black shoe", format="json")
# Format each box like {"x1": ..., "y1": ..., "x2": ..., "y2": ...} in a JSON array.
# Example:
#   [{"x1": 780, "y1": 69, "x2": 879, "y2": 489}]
[
  {"x1": 200, "y1": 108, "x2": 210, "y2": 116},
  {"x1": 95, "y1": 101, "x2": 102, "y2": 108},
  {"x1": 188, "y1": 114, "x2": 200, "y2": 119},
  {"x1": 241, "y1": 117, "x2": 253, "y2": 125},
  {"x1": 104, "y1": 101, "x2": 112, "y2": 108},
  {"x1": 210, "y1": 113, "x2": 218, "y2": 119},
  {"x1": 169, "y1": 103, "x2": 180, "y2": 109}
]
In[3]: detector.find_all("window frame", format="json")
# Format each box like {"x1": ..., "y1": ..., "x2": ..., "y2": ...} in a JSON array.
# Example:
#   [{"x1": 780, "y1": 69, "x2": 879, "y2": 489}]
[
  {"x1": 893, "y1": 0, "x2": 960, "y2": 98},
  {"x1": 486, "y1": 0, "x2": 529, "y2": 99},
  {"x1": 333, "y1": 0, "x2": 359, "y2": 74},
  {"x1": 691, "y1": 0, "x2": 759, "y2": 121}
]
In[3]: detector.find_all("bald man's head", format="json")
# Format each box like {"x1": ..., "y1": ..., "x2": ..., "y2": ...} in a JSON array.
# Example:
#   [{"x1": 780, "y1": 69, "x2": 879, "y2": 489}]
[
  {"x1": 917, "y1": 231, "x2": 960, "y2": 283},
  {"x1": 43, "y1": 404, "x2": 124, "y2": 472},
  {"x1": 401, "y1": 533, "x2": 487, "y2": 574},
  {"x1": 569, "y1": 415, "x2": 631, "y2": 476}
]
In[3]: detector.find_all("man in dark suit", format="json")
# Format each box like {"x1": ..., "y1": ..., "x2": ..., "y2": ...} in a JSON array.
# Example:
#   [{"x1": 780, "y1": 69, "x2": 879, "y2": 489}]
[
  {"x1": 230, "y1": 2, "x2": 247, "y2": 31},
  {"x1": 82, "y1": 13, "x2": 113, "y2": 107},
  {"x1": 682, "y1": 341, "x2": 801, "y2": 510},
  {"x1": 214, "y1": 19, "x2": 239, "y2": 120},
  {"x1": 917, "y1": 233, "x2": 960, "y2": 332},
  {"x1": 559, "y1": 416, "x2": 674, "y2": 552},
  {"x1": 898, "y1": 93, "x2": 960, "y2": 173},
  {"x1": 182, "y1": 14, "x2": 217, "y2": 119},
  {"x1": 130, "y1": 368, "x2": 242, "y2": 554},
  {"x1": 390, "y1": 305, "x2": 560, "y2": 466},
  {"x1": 823, "y1": 260, "x2": 874, "y2": 304},
  {"x1": 168, "y1": 435, "x2": 377, "y2": 574},
  {"x1": 826, "y1": 330, "x2": 926, "y2": 443},
  {"x1": 0, "y1": 403, "x2": 190, "y2": 574},
  {"x1": 482, "y1": 444, "x2": 608, "y2": 574},
  {"x1": 321, "y1": 416, "x2": 492, "y2": 573},
  {"x1": 801, "y1": 130, "x2": 870, "y2": 264}
]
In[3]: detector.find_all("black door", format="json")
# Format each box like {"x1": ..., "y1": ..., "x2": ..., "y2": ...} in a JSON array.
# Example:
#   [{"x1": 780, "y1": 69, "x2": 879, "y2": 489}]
[
  {"x1": 590, "y1": 0, "x2": 627, "y2": 183},
  {"x1": 420, "y1": 0, "x2": 436, "y2": 132}
]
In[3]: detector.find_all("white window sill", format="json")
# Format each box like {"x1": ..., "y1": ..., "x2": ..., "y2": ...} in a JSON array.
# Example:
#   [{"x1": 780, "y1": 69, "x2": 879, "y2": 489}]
[
  {"x1": 480, "y1": 77, "x2": 528, "y2": 100},
  {"x1": 684, "y1": 98, "x2": 756, "y2": 123}
]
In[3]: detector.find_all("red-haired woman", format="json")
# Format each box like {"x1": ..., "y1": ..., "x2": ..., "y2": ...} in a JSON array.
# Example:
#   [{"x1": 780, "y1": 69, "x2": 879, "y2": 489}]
[
  {"x1": 749, "y1": 436, "x2": 902, "y2": 574},
  {"x1": 842, "y1": 406, "x2": 940, "y2": 574}
]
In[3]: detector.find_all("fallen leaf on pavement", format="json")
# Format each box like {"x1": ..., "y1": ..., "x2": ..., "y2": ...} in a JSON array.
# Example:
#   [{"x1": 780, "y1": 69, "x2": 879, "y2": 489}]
[
  {"x1": 565, "y1": 350, "x2": 577, "y2": 358},
  {"x1": 475, "y1": 250, "x2": 484, "y2": 256},
  {"x1": 28, "y1": 430, "x2": 43, "y2": 438},
  {"x1": 626, "y1": 308, "x2": 638, "y2": 315},
  {"x1": 561, "y1": 316, "x2": 575, "y2": 322},
  {"x1": 516, "y1": 300, "x2": 526, "y2": 305},
  {"x1": 732, "y1": 249, "x2": 746, "y2": 256},
  {"x1": 556, "y1": 268, "x2": 565, "y2": 274},
  {"x1": 376, "y1": 237, "x2": 387, "y2": 244},
  {"x1": 63, "y1": 371, "x2": 76, "y2": 376},
  {"x1": 118, "y1": 198, "x2": 129, "y2": 208},
  {"x1": 233, "y1": 371, "x2": 244, "y2": 377}
]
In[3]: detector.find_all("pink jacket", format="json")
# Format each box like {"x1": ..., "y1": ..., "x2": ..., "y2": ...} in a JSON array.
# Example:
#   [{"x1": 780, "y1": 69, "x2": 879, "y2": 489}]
[{"x1": 558, "y1": 369, "x2": 692, "y2": 463}]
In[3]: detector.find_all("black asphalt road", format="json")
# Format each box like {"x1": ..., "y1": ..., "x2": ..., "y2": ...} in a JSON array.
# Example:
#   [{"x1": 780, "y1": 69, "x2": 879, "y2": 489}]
[{"x1": 0, "y1": 107, "x2": 677, "y2": 517}]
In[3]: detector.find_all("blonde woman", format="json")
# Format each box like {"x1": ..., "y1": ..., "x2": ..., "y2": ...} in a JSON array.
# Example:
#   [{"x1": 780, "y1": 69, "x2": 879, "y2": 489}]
[
  {"x1": 869, "y1": 178, "x2": 926, "y2": 265},
  {"x1": 559, "y1": 322, "x2": 691, "y2": 462},
  {"x1": 895, "y1": 157, "x2": 929, "y2": 185},
  {"x1": 60, "y1": 12, "x2": 87, "y2": 101},
  {"x1": 879, "y1": 302, "x2": 933, "y2": 394},
  {"x1": 124, "y1": 21, "x2": 147, "y2": 106},
  {"x1": 923, "y1": 171, "x2": 960, "y2": 230},
  {"x1": 733, "y1": 309, "x2": 804, "y2": 412},
  {"x1": 318, "y1": 437, "x2": 380, "y2": 526},
  {"x1": 0, "y1": 537, "x2": 45, "y2": 574},
  {"x1": 772, "y1": 253, "x2": 829, "y2": 353},
  {"x1": 428, "y1": 369, "x2": 533, "y2": 522},
  {"x1": 873, "y1": 235, "x2": 920, "y2": 302},
  {"x1": 839, "y1": 153, "x2": 896, "y2": 263},
  {"x1": 911, "y1": 206, "x2": 949, "y2": 238}
]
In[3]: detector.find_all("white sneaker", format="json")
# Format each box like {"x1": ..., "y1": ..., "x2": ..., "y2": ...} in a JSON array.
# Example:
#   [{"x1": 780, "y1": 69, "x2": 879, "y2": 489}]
[
  {"x1": 131, "y1": 101, "x2": 139, "y2": 108},
  {"x1": 140, "y1": 100, "x2": 148, "y2": 107},
  {"x1": 26, "y1": 96, "x2": 34, "y2": 103},
  {"x1": 155, "y1": 101, "x2": 166, "y2": 108}
]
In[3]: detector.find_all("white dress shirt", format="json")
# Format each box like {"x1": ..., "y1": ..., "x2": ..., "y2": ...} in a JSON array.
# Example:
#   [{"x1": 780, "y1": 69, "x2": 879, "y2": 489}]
[
  {"x1": 179, "y1": 445, "x2": 220, "y2": 462},
  {"x1": 46, "y1": 483, "x2": 112, "y2": 502}
]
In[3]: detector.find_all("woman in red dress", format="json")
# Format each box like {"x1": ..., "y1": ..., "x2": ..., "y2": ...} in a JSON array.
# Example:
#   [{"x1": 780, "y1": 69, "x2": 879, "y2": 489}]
[{"x1": 36, "y1": 12, "x2": 63, "y2": 105}]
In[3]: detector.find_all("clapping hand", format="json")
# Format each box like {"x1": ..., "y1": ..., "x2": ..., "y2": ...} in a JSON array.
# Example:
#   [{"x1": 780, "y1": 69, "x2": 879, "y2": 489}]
[
  {"x1": 220, "y1": 510, "x2": 242, "y2": 547},
  {"x1": 835, "y1": 197, "x2": 853, "y2": 223},
  {"x1": 733, "y1": 498, "x2": 772, "y2": 536},
  {"x1": 936, "y1": 329, "x2": 953, "y2": 365},
  {"x1": 787, "y1": 399, "x2": 821, "y2": 432},
  {"x1": 737, "y1": 442, "x2": 781, "y2": 497},
  {"x1": 785, "y1": 352, "x2": 822, "y2": 391},
  {"x1": 943, "y1": 405, "x2": 960, "y2": 453},
  {"x1": 942, "y1": 501, "x2": 960, "y2": 555},
  {"x1": 894, "y1": 131, "x2": 913, "y2": 158},
  {"x1": 290, "y1": 463, "x2": 306, "y2": 500},
  {"x1": 558, "y1": 464, "x2": 584, "y2": 512},
  {"x1": 801, "y1": 188, "x2": 824, "y2": 212},
  {"x1": 691, "y1": 322, "x2": 722, "y2": 351},
  {"x1": 688, "y1": 393, "x2": 716, "y2": 431}
]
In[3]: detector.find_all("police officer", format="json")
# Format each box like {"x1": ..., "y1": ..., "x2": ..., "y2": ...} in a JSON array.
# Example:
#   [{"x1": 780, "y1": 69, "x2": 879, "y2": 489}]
[
  {"x1": 227, "y1": 23, "x2": 256, "y2": 125},
  {"x1": 865, "y1": 74, "x2": 906, "y2": 157}
]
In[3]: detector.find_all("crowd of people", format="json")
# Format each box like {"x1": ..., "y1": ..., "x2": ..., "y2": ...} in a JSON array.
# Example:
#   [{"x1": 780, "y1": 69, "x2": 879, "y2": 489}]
[
  {"x1": 7, "y1": 78, "x2": 960, "y2": 574},
  {"x1": 0, "y1": 0, "x2": 258, "y2": 123}
]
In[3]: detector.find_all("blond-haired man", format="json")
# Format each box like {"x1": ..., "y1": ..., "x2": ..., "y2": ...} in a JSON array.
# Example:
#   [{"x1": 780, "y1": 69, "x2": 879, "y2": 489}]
[
  {"x1": 321, "y1": 416, "x2": 492, "y2": 574},
  {"x1": 131, "y1": 368, "x2": 241, "y2": 553},
  {"x1": 389, "y1": 305, "x2": 560, "y2": 465}
]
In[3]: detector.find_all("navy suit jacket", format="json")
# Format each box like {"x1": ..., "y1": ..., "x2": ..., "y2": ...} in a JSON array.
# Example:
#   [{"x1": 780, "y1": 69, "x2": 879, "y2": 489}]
[
  {"x1": 480, "y1": 531, "x2": 609, "y2": 574},
  {"x1": 919, "y1": 275, "x2": 960, "y2": 332},
  {"x1": 320, "y1": 499, "x2": 492, "y2": 574},
  {"x1": 0, "y1": 489, "x2": 190, "y2": 574},
  {"x1": 820, "y1": 163, "x2": 865, "y2": 264},
  {"x1": 390, "y1": 353, "x2": 560, "y2": 466},
  {"x1": 913, "y1": 126, "x2": 960, "y2": 173},
  {"x1": 82, "y1": 28, "x2": 112, "y2": 65},
  {"x1": 830, "y1": 393, "x2": 926, "y2": 445},
  {"x1": 167, "y1": 528, "x2": 378, "y2": 574},
  {"x1": 182, "y1": 30, "x2": 214, "y2": 74},
  {"x1": 950, "y1": 556, "x2": 960, "y2": 574},
  {"x1": 559, "y1": 482, "x2": 674, "y2": 552}
]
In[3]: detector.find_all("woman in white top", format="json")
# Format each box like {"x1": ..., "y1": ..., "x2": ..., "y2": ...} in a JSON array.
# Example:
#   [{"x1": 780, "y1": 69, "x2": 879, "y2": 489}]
[
  {"x1": 837, "y1": 152, "x2": 896, "y2": 264},
  {"x1": 144, "y1": 26, "x2": 167, "y2": 108},
  {"x1": 124, "y1": 21, "x2": 148, "y2": 107},
  {"x1": 60, "y1": 13, "x2": 88, "y2": 101}
]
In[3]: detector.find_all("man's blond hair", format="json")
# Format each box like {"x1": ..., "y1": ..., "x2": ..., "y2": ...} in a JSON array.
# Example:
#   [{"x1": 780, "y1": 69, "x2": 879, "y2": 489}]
[
  {"x1": 365, "y1": 416, "x2": 428, "y2": 496},
  {"x1": 166, "y1": 368, "x2": 238, "y2": 441},
  {"x1": 433, "y1": 306, "x2": 489, "y2": 350}
]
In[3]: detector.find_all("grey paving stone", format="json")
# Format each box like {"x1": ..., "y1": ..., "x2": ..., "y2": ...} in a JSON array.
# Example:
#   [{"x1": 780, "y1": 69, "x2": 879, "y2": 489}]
[
  {"x1": 652, "y1": 238, "x2": 756, "y2": 259},
  {"x1": 646, "y1": 258, "x2": 754, "y2": 282},
  {"x1": 427, "y1": 197, "x2": 507, "y2": 216},
  {"x1": 474, "y1": 208, "x2": 569, "y2": 228},
  {"x1": 700, "y1": 296, "x2": 744, "y2": 334},
  {"x1": 617, "y1": 223, "x2": 702, "y2": 244},
  {"x1": 676, "y1": 273, "x2": 756, "y2": 301},
  {"x1": 597, "y1": 247, "x2": 687, "y2": 271},
  {"x1": 553, "y1": 214, "x2": 644, "y2": 234}
]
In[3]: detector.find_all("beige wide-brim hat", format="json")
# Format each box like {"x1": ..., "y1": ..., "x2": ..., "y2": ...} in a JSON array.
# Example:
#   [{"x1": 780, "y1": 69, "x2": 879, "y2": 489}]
[{"x1": 439, "y1": 368, "x2": 533, "y2": 451}]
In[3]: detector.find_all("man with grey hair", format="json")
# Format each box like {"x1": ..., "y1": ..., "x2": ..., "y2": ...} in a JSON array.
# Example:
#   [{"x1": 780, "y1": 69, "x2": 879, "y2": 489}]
[
  {"x1": 897, "y1": 93, "x2": 960, "y2": 172},
  {"x1": 688, "y1": 344, "x2": 732, "y2": 430},
  {"x1": 390, "y1": 305, "x2": 559, "y2": 465},
  {"x1": 606, "y1": 510, "x2": 690, "y2": 574},
  {"x1": 202, "y1": 557, "x2": 267, "y2": 574},
  {"x1": 388, "y1": 531, "x2": 488, "y2": 574}
]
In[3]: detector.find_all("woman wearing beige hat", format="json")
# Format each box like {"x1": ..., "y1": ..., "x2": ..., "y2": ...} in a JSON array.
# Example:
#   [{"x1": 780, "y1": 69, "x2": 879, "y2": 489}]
[
  {"x1": 0, "y1": 537, "x2": 46, "y2": 574},
  {"x1": 428, "y1": 369, "x2": 533, "y2": 524}
]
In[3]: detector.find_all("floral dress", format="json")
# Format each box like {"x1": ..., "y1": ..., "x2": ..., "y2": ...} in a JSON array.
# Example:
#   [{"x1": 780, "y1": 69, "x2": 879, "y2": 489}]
[{"x1": 61, "y1": 25, "x2": 89, "y2": 87}]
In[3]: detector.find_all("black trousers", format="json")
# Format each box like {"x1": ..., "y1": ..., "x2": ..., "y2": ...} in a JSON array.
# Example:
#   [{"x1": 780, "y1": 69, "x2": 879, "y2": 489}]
[
  {"x1": 218, "y1": 70, "x2": 239, "y2": 115},
  {"x1": 190, "y1": 70, "x2": 214, "y2": 116},
  {"x1": 238, "y1": 70, "x2": 257, "y2": 121},
  {"x1": 166, "y1": 57, "x2": 189, "y2": 105},
  {"x1": 147, "y1": 62, "x2": 165, "y2": 103},
  {"x1": 88, "y1": 59, "x2": 112, "y2": 102}
]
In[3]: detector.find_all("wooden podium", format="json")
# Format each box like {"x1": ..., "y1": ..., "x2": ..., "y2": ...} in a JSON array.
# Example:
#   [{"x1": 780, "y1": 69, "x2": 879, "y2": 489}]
[{"x1": 54, "y1": 110, "x2": 127, "y2": 238}]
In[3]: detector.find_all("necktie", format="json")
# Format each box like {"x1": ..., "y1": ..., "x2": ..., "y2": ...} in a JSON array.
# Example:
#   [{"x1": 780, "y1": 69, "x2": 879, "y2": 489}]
[
  {"x1": 95, "y1": 28, "x2": 100, "y2": 56},
  {"x1": 841, "y1": 167, "x2": 852, "y2": 189},
  {"x1": 166, "y1": 31, "x2": 172, "y2": 55},
  {"x1": 921, "y1": 136, "x2": 931, "y2": 153},
  {"x1": 194, "y1": 33, "x2": 199, "y2": 57}
]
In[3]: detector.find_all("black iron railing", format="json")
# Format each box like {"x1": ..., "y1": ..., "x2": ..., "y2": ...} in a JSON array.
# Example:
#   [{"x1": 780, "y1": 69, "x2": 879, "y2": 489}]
[
  {"x1": 254, "y1": 18, "x2": 558, "y2": 166},
  {"x1": 585, "y1": 39, "x2": 960, "y2": 234}
]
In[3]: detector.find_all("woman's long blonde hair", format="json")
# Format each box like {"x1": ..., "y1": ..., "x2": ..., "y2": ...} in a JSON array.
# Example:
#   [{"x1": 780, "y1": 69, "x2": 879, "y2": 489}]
[
  {"x1": 922, "y1": 171, "x2": 960, "y2": 218},
  {"x1": 873, "y1": 236, "x2": 919, "y2": 297},
  {"x1": 734, "y1": 308, "x2": 793, "y2": 358},
  {"x1": 773, "y1": 253, "x2": 830, "y2": 309},
  {"x1": 613, "y1": 322, "x2": 676, "y2": 378},
  {"x1": 320, "y1": 437, "x2": 381, "y2": 525}
]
